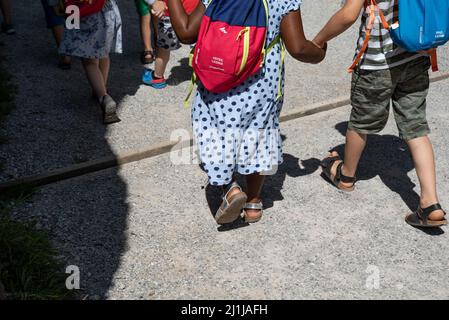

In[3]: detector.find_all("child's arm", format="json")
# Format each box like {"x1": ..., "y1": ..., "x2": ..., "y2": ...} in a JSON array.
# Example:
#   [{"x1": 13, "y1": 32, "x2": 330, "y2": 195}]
[
  {"x1": 313, "y1": 0, "x2": 365, "y2": 48},
  {"x1": 281, "y1": 10, "x2": 326, "y2": 64},
  {"x1": 166, "y1": 0, "x2": 206, "y2": 44}
]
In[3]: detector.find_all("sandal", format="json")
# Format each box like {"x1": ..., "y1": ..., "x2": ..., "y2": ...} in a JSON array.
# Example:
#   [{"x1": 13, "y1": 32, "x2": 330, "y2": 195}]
[
  {"x1": 320, "y1": 153, "x2": 356, "y2": 192},
  {"x1": 141, "y1": 50, "x2": 155, "y2": 64},
  {"x1": 405, "y1": 203, "x2": 448, "y2": 228},
  {"x1": 99, "y1": 94, "x2": 121, "y2": 125},
  {"x1": 215, "y1": 182, "x2": 247, "y2": 225},
  {"x1": 243, "y1": 202, "x2": 263, "y2": 223}
]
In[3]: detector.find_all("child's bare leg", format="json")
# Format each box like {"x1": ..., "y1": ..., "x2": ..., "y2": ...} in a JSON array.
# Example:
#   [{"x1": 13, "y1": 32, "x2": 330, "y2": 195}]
[
  {"x1": 407, "y1": 136, "x2": 444, "y2": 220},
  {"x1": 82, "y1": 58, "x2": 107, "y2": 99},
  {"x1": 140, "y1": 14, "x2": 153, "y2": 52},
  {"x1": 52, "y1": 25, "x2": 64, "y2": 47},
  {"x1": 327, "y1": 129, "x2": 367, "y2": 188},
  {"x1": 99, "y1": 56, "x2": 110, "y2": 86},
  {"x1": 342, "y1": 129, "x2": 367, "y2": 177},
  {"x1": 154, "y1": 47, "x2": 170, "y2": 78},
  {"x1": 245, "y1": 173, "x2": 265, "y2": 218}
]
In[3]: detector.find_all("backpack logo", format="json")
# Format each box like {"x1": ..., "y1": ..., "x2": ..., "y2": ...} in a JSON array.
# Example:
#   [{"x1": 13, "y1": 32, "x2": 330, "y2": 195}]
[{"x1": 219, "y1": 27, "x2": 228, "y2": 34}]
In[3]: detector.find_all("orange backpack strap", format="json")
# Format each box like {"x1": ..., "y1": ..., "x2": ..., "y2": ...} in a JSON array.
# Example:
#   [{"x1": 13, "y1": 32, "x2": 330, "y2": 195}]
[
  {"x1": 348, "y1": 0, "x2": 390, "y2": 73},
  {"x1": 428, "y1": 48, "x2": 439, "y2": 72}
]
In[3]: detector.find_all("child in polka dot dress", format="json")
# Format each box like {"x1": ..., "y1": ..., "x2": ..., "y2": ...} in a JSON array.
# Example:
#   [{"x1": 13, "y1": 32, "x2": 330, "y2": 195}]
[{"x1": 167, "y1": 0, "x2": 326, "y2": 224}]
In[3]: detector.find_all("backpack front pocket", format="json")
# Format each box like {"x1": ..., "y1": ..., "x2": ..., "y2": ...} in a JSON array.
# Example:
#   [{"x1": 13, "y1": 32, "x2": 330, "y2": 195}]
[{"x1": 196, "y1": 22, "x2": 248, "y2": 76}]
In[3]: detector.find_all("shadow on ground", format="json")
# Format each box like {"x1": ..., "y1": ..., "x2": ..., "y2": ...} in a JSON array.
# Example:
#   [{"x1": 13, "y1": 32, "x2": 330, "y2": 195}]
[
  {"x1": 329, "y1": 121, "x2": 444, "y2": 236},
  {"x1": 0, "y1": 0, "x2": 188, "y2": 299}
]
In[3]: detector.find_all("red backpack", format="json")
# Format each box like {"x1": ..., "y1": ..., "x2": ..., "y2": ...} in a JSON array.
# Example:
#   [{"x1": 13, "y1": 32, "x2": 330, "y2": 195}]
[
  {"x1": 64, "y1": 0, "x2": 105, "y2": 18},
  {"x1": 185, "y1": 0, "x2": 283, "y2": 106}
]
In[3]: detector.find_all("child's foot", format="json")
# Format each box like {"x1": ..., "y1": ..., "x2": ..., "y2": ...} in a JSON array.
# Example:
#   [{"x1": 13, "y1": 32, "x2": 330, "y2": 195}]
[
  {"x1": 142, "y1": 69, "x2": 167, "y2": 89},
  {"x1": 243, "y1": 201, "x2": 263, "y2": 223},
  {"x1": 215, "y1": 182, "x2": 247, "y2": 225},
  {"x1": 320, "y1": 151, "x2": 356, "y2": 191},
  {"x1": 405, "y1": 203, "x2": 447, "y2": 228},
  {"x1": 1, "y1": 23, "x2": 15, "y2": 35}
]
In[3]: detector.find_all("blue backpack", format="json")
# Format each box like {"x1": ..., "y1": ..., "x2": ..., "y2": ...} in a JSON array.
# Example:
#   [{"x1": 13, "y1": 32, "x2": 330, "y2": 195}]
[{"x1": 350, "y1": 0, "x2": 449, "y2": 72}]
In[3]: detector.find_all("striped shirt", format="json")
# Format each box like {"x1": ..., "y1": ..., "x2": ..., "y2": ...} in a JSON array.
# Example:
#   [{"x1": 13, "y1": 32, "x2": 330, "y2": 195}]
[{"x1": 355, "y1": 0, "x2": 422, "y2": 70}]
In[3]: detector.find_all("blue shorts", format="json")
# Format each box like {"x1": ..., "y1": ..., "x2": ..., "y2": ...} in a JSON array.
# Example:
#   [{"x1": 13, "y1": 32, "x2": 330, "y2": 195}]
[{"x1": 41, "y1": 0, "x2": 65, "y2": 28}]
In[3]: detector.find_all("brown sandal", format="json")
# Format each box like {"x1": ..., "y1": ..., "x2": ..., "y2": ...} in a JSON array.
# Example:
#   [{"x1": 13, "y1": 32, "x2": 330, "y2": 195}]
[
  {"x1": 320, "y1": 154, "x2": 356, "y2": 192},
  {"x1": 405, "y1": 203, "x2": 448, "y2": 228},
  {"x1": 141, "y1": 50, "x2": 155, "y2": 64}
]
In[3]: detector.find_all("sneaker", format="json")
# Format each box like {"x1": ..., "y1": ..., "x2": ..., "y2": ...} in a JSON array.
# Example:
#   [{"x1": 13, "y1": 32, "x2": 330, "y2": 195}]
[
  {"x1": 1, "y1": 23, "x2": 15, "y2": 35},
  {"x1": 142, "y1": 69, "x2": 167, "y2": 89}
]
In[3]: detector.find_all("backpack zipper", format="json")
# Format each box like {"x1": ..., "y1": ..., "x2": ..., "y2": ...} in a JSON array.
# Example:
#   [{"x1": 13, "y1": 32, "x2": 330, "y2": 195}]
[{"x1": 237, "y1": 27, "x2": 251, "y2": 75}]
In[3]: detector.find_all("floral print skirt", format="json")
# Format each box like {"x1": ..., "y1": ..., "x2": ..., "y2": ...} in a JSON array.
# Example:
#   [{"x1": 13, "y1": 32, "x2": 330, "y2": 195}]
[{"x1": 59, "y1": 0, "x2": 122, "y2": 59}]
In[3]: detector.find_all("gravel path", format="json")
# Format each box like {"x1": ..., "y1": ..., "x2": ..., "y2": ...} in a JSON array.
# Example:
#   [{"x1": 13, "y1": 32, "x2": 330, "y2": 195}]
[
  {"x1": 11, "y1": 78, "x2": 449, "y2": 300},
  {"x1": 3, "y1": 0, "x2": 449, "y2": 300}
]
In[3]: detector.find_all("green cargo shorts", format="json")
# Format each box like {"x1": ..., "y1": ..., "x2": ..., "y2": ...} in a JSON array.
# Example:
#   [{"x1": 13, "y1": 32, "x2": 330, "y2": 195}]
[
  {"x1": 135, "y1": 0, "x2": 150, "y2": 16},
  {"x1": 349, "y1": 56, "x2": 431, "y2": 141}
]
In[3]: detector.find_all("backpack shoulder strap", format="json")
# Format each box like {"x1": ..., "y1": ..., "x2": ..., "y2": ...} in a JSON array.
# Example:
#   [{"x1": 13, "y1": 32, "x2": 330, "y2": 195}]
[{"x1": 348, "y1": 0, "x2": 390, "y2": 72}]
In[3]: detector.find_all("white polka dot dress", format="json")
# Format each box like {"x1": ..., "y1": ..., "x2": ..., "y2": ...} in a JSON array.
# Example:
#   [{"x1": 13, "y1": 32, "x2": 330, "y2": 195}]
[{"x1": 193, "y1": 0, "x2": 302, "y2": 186}]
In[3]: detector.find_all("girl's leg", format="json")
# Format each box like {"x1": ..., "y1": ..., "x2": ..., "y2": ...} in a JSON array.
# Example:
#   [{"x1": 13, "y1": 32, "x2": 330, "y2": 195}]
[
  {"x1": 99, "y1": 56, "x2": 110, "y2": 87},
  {"x1": 82, "y1": 58, "x2": 107, "y2": 99},
  {"x1": 52, "y1": 25, "x2": 64, "y2": 47},
  {"x1": 407, "y1": 136, "x2": 444, "y2": 220},
  {"x1": 154, "y1": 47, "x2": 170, "y2": 78},
  {"x1": 245, "y1": 173, "x2": 265, "y2": 218}
]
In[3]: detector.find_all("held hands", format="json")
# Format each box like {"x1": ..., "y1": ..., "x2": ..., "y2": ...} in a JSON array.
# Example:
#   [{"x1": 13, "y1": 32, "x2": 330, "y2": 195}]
[
  {"x1": 151, "y1": 0, "x2": 168, "y2": 19},
  {"x1": 311, "y1": 37, "x2": 328, "y2": 63}
]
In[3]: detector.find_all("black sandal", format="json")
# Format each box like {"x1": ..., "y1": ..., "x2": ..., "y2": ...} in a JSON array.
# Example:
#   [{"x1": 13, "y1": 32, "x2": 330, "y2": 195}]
[
  {"x1": 320, "y1": 154, "x2": 356, "y2": 192},
  {"x1": 405, "y1": 203, "x2": 448, "y2": 228},
  {"x1": 141, "y1": 50, "x2": 155, "y2": 64}
]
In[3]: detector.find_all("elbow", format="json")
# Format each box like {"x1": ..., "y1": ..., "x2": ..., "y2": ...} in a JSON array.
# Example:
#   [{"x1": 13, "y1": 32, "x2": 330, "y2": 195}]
[
  {"x1": 178, "y1": 34, "x2": 196, "y2": 45},
  {"x1": 173, "y1": 29, "x2": 197, "y2": 45},
  {"x1": 288, "y1": 44, "x2": 309, "y2": 61}
]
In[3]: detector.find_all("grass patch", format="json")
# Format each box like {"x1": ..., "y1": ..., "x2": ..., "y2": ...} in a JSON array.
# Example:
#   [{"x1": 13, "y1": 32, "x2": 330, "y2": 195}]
[
  {"x1": 0, "y1": 189, "x2": 73, "y2": 300},
  {"x1": 0, "y1": 54, "x2": 74, "y2": 300}
]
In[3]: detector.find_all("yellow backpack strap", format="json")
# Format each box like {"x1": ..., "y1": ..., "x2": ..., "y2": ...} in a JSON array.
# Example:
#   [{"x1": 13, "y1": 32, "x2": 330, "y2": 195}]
[
  {"x1": 276, "y1": 40, "x2": 286, "y2": 101},
  {"x1": 184, "y1": 47, "x2": 197, "y2": 108},
  {"x1": 263, "y1": 34, "x2": 284, "y2": 101},
  {"x1": 184, "y1": 72, "x2": 197, "y2": 108}
]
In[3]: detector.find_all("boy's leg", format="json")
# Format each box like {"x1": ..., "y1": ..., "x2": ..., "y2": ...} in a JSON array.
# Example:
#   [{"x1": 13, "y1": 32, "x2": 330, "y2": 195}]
[
  {"x1": 393, "y1": 57, "x2": 444, "y2": 220},
  {"x1": 324, "y1": 69, "x2": 392, "y2": 187},
  {"x1": 82, "y1": 58, "x2": 107, "y2": 99},
  {"x1": 341, "y1": 129, "x2": 367, "y2": 179},
  {"x1": 154, "y1": 47, "x2": 170, "y2": 78},
  {"x1": 407, "y1": 136, "x2": 444, "y2": 220}
]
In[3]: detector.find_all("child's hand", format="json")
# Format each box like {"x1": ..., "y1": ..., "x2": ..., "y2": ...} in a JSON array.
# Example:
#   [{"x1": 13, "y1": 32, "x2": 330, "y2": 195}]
[{"x1": 151, "y1": 1, "x2": 167, "y2": 19}]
